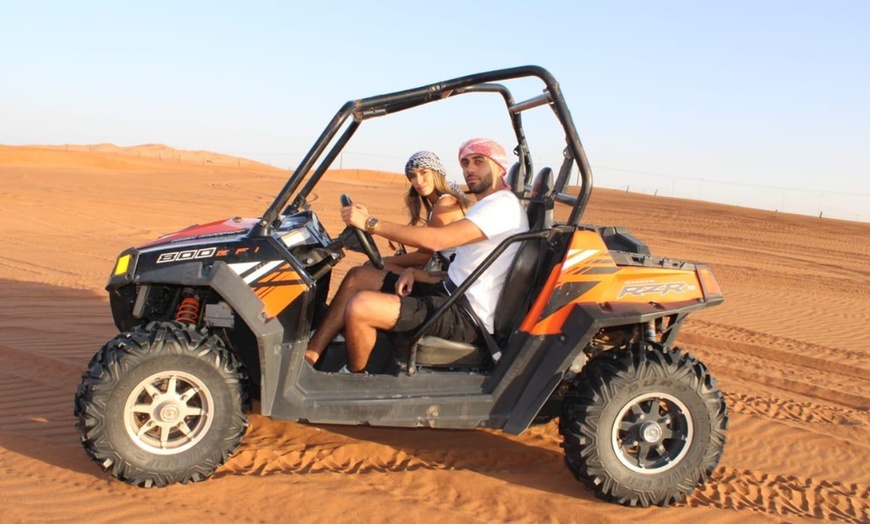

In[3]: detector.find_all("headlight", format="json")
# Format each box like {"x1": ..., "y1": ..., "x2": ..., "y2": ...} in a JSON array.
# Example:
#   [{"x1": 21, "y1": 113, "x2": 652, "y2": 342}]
[
  {"x1": 281, "y1": 228, "x2": 313, "y2": 248},
  {"x1": 114, "y1": 254, "x2": 131, "y2": 276}
]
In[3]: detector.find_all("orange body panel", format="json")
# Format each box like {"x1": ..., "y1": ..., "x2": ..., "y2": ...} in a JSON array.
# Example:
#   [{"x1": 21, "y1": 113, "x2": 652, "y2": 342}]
[
  {"x1": 521, "y1": 230, "x2": 706, "y2": 335},
  {"x1": 250, "y1": 262, "x2": 307, "y2": 318}
]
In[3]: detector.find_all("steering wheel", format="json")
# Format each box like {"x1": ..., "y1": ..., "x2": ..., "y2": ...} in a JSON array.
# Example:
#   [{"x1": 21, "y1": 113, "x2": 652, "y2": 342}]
[{"x1": 340, "y1": 194, "x2": 384, "y2": 269}]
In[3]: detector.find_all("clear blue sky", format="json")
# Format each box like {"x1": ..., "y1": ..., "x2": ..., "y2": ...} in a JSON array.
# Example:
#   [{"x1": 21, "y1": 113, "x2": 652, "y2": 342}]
[{"x1": 2, "y1": 1, "x2": 868, "y2": 221}]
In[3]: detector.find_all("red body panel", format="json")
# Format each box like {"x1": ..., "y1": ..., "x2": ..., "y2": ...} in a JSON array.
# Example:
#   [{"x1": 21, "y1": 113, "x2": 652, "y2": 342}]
[{"x1": 138, "y1": 217, "x2": 258, "y2": 249}]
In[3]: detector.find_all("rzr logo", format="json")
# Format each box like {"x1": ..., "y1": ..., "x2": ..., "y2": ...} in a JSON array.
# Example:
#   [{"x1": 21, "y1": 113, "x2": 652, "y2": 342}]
[
  {"x1": 156, "y1": 247, "x2": 217, "y2": 264},
  {"x1": 618, "y1": 282, "x2": 693, "y2": 298}
]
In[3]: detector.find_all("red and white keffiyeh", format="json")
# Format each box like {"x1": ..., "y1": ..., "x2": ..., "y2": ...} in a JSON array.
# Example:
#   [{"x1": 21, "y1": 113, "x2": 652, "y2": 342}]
[{"x1": 458, "y1": 137, "x2": 508, "y2": 176}]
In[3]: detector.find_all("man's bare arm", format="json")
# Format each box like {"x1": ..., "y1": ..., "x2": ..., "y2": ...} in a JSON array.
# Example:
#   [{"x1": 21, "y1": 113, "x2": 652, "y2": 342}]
[
  {"x1": 376, "y1": 218, "x2": 485, "y2": 252},
  {"x1": 343, "y1": 204, "x2": 485, "y2": 252}
]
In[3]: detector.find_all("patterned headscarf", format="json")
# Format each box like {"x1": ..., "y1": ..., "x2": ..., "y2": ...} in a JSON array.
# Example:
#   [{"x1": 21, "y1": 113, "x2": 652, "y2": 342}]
[
  {"x1": 405, "y1": 151, "x2": 447, "y2": 178},
  {"x1": 458, "y1": 137, "x2": 509, "y2": 176},
  {"x1": 447, "y1": 180, "x2": 465, "y2": 195}
]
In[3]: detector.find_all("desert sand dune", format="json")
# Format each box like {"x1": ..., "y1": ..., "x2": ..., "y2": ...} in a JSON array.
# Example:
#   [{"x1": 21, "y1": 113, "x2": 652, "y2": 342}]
[{"x1": 0, "y1": 144, "x2": 868, "y2": 523}]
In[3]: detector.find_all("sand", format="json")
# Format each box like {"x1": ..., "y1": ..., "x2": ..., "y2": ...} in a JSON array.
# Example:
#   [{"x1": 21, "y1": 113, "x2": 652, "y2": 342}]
[{"x1": 1, "y1": 144, "x2": 868, "y2": 523}]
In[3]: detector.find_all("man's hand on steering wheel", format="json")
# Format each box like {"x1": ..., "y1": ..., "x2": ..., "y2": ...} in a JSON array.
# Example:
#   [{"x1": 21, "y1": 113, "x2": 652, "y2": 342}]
[
  {"x1": 340, "y1": 200, "x2": 369, "y2": 230},
  {"x1": 340, "y1": 194, "x2": 384, "y2": 269}
]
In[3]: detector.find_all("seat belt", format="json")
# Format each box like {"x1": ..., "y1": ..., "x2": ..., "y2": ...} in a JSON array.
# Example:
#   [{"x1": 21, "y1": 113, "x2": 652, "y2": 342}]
[{"x1": 443, "y1": 278, "x2": 502, "y2": 364}]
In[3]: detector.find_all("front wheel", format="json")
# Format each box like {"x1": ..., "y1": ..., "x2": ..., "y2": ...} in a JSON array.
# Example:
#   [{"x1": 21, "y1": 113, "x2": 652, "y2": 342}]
[
  {"x1": 74, "y1": 321, "x2": 250, "y2": 487},
  {"x1": 559, "y1": 345, "x2": 728, "y2": 507}
]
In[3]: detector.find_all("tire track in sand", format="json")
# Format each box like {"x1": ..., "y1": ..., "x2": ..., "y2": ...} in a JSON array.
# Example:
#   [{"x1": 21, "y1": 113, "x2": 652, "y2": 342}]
[
  {"x1": 680, "y1": 323, "x2": 870, "y2": 411},
  {"x1": 685, "y1": 467, "x2": 870, "y2": 524}
]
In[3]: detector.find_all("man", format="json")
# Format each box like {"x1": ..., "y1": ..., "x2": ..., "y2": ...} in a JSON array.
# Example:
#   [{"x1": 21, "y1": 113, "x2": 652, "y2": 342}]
[{"x1": 336, "y1": 137, "x2": 529, "y2": 373}]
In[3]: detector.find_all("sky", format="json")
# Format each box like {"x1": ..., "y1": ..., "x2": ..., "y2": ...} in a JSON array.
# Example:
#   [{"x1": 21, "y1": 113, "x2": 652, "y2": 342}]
[{"x1": 1, "y1": 1, "x2": 868, "y2": 222}]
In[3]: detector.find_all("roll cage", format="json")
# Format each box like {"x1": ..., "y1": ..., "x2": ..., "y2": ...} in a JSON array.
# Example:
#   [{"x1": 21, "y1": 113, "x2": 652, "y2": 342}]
[{"x1": 250, "y1": 65, "x2": 594, "y2": 237}]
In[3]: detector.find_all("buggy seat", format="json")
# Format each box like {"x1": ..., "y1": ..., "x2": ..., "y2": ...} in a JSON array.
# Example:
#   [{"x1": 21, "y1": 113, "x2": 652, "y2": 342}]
[{"x1": 410, "y1": 166, "x2": 554, "y2": 370}]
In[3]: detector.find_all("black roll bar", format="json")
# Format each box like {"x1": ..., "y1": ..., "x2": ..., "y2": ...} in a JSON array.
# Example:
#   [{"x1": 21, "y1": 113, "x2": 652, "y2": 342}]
[{"x1": 251, "y1": 65, "x2": 593, "y2": 237}]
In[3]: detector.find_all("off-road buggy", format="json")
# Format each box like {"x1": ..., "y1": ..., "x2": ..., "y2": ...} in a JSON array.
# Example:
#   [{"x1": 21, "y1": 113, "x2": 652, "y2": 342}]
[{"x1": 74, "y1": 65, "x2": 727, "y2": 507}]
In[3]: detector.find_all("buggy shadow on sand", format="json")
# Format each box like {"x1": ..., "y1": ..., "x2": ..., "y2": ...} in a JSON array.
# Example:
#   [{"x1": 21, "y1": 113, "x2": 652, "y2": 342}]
[{"x1": 74, "y1": 65, "x2": 727, "y2": 507}]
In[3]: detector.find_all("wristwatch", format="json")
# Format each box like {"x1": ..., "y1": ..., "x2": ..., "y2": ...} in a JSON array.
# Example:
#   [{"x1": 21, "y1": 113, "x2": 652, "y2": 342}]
[{"x1": 365, "y1": 216, "x2": 379, "y2": 234}]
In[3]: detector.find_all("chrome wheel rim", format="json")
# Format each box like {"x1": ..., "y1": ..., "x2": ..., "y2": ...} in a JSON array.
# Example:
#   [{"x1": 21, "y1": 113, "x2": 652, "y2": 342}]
[{"x1": 124, "y1": 370, "x2": 214, "y2": 455}]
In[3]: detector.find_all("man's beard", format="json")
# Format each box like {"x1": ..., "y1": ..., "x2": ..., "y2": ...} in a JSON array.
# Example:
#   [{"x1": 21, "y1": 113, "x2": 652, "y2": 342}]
[{"x1": 465, "y1": 174, "x2": 492, "y2": 194}]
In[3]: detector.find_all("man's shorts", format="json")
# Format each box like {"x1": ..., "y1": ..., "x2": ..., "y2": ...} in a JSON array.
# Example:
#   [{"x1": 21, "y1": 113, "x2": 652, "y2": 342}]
[{"x1": 380, "y1": 272, "x2": 483, "y2": 346}]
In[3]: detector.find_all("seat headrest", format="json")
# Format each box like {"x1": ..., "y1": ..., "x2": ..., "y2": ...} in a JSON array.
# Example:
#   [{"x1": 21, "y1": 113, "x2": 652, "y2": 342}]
[
  {"x1": 505, "y1": 162, "x2": 525, "y2": 198},
  {"x1": 531, "y1": 167, "x2": 554, "y2": 199}
]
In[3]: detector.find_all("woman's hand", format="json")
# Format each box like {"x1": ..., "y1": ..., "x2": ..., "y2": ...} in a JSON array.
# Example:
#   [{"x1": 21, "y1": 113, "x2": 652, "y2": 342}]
[{"x1": 396, "y1": 268, "x2": 416, "y2": 297}]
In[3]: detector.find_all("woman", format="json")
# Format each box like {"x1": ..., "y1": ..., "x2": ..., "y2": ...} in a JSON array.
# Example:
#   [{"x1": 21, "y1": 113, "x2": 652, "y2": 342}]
[
  {"x1": 305, "y1": 151, "x2": 469, "y2": 366},
  {"x1": 379, "y1": 150, "x2": 469, "y2": 272}
]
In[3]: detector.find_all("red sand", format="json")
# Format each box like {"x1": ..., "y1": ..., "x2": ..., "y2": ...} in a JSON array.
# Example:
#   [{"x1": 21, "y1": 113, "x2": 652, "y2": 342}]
[{"x1": 1, "y1": 144, "x2": 868, "y2": 523}]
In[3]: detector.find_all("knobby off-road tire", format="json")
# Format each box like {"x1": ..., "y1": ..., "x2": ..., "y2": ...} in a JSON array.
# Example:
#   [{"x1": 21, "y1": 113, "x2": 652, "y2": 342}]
[
  {"x1": 559, "y1": 345, "x2": 728, "y2": 507},
  {"x1": 74, "y1": 321, "x2": 250, "y2": 487}
]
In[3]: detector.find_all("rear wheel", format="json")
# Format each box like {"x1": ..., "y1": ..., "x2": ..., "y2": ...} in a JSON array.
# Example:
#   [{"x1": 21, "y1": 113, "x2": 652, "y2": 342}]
[
  {"x1": 74, "y1": 321, "x2": 250, "y2": 487},
  {"x1": 559, "y1": 345, "x2": 728, "y2": 507}
]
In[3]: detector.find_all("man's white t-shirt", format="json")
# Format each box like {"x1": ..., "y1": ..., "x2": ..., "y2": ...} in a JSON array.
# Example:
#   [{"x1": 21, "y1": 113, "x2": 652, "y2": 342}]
[{"x1": 446, "y1": 189, "x2": 529, "y2": 333}]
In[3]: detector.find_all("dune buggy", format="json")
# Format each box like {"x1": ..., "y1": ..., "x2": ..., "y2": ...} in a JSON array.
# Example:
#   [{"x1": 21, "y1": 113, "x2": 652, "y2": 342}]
[{"x1": 74, "y1": 65, "x2": 727, "y2": 507}]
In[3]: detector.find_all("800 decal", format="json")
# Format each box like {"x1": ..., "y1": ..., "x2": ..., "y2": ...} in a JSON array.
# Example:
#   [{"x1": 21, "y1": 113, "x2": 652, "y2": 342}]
[{"x1": 156, "y1": 247, "x2": 217, "y2": 264}]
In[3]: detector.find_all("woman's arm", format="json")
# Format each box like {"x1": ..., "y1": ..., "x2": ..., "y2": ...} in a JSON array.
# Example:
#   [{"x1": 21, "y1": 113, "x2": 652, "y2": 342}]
[
  {"x1": 395, "y1": 267, "x2": 444, "y2": 296},
  {"x1": 428, "y1": 195, "x2": 466, "y2": 227},
  {"x1": 380, "y1": 250, "x2": 433, "y2": 272}
]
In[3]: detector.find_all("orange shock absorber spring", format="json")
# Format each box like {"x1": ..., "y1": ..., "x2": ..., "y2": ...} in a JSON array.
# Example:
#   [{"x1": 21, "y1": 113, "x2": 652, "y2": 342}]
[{"x1": 174, "y1": 288, "x2": 201, "y2": 324}]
